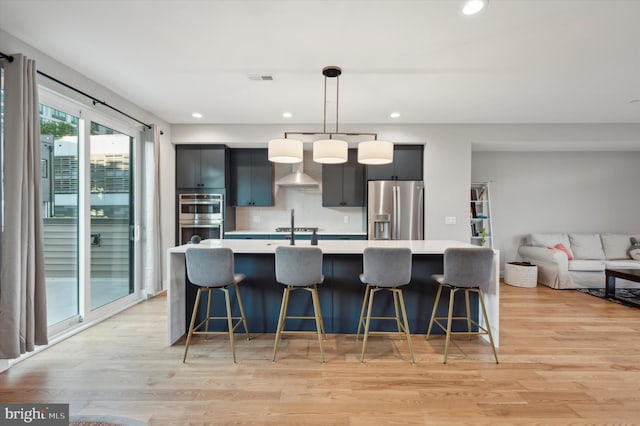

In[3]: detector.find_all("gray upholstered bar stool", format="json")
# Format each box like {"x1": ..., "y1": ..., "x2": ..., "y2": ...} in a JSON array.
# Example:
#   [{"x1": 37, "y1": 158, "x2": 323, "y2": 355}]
[
  {"x1": 183, "y1": 247, "x2": 250, "y2": 363},
  {"x1": 357, "y1": 247, "x2": 415, "y2": 363},
  {"x1": 273, "y1": 246, "x2": 326, "y2": 363},
  {"x1": 426, "y1": 247, "x2": 498, "y2": 364}
]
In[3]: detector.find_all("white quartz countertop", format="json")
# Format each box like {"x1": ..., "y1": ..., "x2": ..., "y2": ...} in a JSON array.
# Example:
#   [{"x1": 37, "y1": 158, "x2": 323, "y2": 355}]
[
  {"x1": 169, "y1": 239, "x2": 477, "y2": 255},
  {"x1": 225, "y1": 230, "x2": 367, "y2": 236}
]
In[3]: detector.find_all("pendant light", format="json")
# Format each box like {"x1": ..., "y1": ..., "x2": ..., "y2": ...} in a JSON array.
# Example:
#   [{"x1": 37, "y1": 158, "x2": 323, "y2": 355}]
[
  {"x1": 268, "y1": 138, "x2": 303, "y2": 163},
  {"x1": 313, "y1": 66, "x2": 348, "y2": 164},
  {"x1": 357, "y1": 140, "x2": 394, "y2": 165},
  {"x1": 269, "y1": 65, "x2": 393, "y2": 165}
]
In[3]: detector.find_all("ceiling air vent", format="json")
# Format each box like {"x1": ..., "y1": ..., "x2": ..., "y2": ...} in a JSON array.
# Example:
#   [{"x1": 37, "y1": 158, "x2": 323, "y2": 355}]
[{"x1": 248, "y1": 74, "x2": 274, "y2": 81}]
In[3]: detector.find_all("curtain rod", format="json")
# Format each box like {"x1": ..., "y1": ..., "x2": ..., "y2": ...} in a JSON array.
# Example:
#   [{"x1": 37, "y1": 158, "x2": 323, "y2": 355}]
[
  {"x1": 0, "y1": 50, "x2": 152, "y2": 130},
  {"x1": 0, "y1": 52, "x2": 14, "y2": 62}
]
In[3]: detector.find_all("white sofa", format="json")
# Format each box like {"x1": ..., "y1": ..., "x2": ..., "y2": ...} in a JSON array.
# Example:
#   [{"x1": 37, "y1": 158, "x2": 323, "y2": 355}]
[{"x1": 518, "y1": 233, "x2": 640, "y2": 289}]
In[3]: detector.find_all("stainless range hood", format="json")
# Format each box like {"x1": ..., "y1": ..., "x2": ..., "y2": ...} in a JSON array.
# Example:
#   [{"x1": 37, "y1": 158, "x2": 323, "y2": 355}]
[{"x1": 275, "y1": 161, "x2": 319, "y2": 187}]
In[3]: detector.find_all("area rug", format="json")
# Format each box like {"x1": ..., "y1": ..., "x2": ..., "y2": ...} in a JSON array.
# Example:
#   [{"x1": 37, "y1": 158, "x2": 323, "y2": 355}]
[
  {"x1": 69, "y1": 415, "x2": 147, "y2": 426},
  {"x1": 576, "y1": 288, "x2": 640, "y2": 308}
]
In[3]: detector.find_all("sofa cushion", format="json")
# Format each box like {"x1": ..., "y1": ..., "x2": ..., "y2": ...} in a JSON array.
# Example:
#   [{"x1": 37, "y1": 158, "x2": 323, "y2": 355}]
[
  {"x1": 568, "y1": 260, "x2": 606, "y2": 272},
  {"x1": 528, "y1": 233, "x2": 573, "y2": 256},
  {"x1": 569, "y1": 234, "x2": 605, "y2": 260},
  {"x1": 601, "y1": 233, "x2": 640, "y2": 259}
]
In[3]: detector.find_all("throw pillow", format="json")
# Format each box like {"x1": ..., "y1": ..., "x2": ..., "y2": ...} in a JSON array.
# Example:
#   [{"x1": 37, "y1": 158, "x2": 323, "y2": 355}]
[
  {"x1": 547, "y1": 244, "x2": 573, "y2": 260},
  {"x1": 629, "y1": 237, "x2": 640, "y2": 260},
  {"x1": 554, "y1": 243, "x2": 574, "y2": 260}
]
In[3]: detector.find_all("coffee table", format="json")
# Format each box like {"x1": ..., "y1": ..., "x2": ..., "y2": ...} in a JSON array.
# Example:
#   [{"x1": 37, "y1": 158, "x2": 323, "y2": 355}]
[{"x1": 605, "y1": 268, "x2": 640, "y2": 306}]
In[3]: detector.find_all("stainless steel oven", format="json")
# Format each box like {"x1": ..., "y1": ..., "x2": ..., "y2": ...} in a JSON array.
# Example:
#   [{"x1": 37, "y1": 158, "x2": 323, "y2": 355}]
[{"x1": 178, "y1": 193, "x2": 223, "y2": 244}]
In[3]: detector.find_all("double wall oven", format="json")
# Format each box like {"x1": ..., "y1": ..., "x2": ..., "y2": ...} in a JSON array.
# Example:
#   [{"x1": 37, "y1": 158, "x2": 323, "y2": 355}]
[{"x1": 178, "y1": 193, "x2": 224, "y2": 244}]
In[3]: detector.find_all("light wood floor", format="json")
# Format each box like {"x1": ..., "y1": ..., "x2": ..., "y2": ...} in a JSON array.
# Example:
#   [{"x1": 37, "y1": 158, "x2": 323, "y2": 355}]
[{"x1": 2, "y1": 283, "x2": 640, "y2": 425}]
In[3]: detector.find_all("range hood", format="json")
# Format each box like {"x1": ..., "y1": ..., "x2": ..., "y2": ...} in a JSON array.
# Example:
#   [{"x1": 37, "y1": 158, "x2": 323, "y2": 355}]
[{"x1": 275, "y1": 161, "x2": 319, "y2": 187}]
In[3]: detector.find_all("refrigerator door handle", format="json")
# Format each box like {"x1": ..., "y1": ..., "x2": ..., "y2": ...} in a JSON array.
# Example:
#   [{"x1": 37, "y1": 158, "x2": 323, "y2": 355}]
[
  {"x1": 396, "y1": 185, "x2": 401, "y2": 239},
  {"x1": 392, "y1": 185, "x2": 399, "y2": 239}
]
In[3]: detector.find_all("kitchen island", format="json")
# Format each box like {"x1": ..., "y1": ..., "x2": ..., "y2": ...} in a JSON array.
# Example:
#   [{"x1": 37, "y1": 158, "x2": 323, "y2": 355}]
[{"x1": 167, "y1": 239, "x2": 500, "y2": 346}]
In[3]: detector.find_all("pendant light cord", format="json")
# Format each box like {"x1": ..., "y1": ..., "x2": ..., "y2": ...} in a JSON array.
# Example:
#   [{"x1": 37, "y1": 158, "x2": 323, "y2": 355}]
[
  {"x1": 335, "y1": 74, "x2": 339, "y2": 133},
  {"x1": 323, "y1": 74, "x2": 327, "y2": 134},
  {"x1": 322, "y1": 71, "x2": 340, "y2": 136}
]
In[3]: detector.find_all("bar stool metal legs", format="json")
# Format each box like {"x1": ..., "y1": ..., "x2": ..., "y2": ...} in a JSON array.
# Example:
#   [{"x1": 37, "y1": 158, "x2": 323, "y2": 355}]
[
  {"x1": 356, "y1": 284, "x2": 372, "y2": 340},
  {"x1": 183, "y1": 282, "x2": 250, "y2": 363},
  {"x1": 358, "y1": 286, "x2": 415, "y2": 364},
  {"x1": 272, "y1": 285, "x2": 325, "y2": 363},
  {"x1": 426, "y1": 285, "x2": 498, "y2": 364}
]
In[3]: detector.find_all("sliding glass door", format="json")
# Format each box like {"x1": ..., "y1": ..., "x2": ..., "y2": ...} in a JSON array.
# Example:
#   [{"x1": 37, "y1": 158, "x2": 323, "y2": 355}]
[
  {"x1": 39, "y1": 88, "x2": 141, "y2": 333},
  {"x1": 89, "y1": 122, "x2": 134, "y2": 309}
]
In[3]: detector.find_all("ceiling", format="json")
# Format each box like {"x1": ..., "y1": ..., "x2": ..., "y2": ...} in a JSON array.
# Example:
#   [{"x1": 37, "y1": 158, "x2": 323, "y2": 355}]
[{"x1": 1, "y1": 0, "x2": 640, "y2": 126}]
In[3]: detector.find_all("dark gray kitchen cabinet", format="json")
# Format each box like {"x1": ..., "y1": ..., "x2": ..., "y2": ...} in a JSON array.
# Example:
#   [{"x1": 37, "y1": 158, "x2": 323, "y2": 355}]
[
  {"x1": 322, "y1": 149, "x2": 365, "y2": 207},
  {"x1": 176, "y1": 144, "x2": 227, "y2": 189},
  {"x1": 366, "y1": 145, "x2": 423, "y2": 181},
  {"x1": 230, "y1": 148, "x2": 273, "y2": 206}
]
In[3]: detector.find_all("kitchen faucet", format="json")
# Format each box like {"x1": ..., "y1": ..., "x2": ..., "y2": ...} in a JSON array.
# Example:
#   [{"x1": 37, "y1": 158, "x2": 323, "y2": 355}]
[{"x1": 290, "y1": 208, "x2": 295, "y2": 245}]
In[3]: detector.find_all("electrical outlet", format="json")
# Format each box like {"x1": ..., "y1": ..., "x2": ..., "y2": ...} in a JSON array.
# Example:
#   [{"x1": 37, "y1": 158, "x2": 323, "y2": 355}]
[
  {"x1": 253, "y1": 215, "x2": 261, "y2": 223},
  {"x1": 344, "y1": 216, "x2": 350, "y2": 224},
  {"x1": 445, "y1": 216, "x2": 456, "y2": 225}
]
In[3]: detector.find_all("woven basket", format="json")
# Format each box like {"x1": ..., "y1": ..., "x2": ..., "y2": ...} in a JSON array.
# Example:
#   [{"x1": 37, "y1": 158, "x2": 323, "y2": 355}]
[{"x1": 504, "y1": 262, "x2": 538, "y2": 288}]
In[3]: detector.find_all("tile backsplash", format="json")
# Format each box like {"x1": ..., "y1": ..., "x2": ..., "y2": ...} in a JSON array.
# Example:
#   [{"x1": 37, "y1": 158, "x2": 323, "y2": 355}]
[{"x1": 234, "y1": 152, "x2": 366, "y2": 232}]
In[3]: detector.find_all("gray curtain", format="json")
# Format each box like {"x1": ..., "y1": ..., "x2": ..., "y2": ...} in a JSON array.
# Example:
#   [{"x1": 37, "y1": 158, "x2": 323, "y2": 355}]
[
  {"x1": 142, "y1": 124, "x2": 163, "y2": 297},
  {"x1": 0, "y1": 53, "x2": 48, "y2": 358}
]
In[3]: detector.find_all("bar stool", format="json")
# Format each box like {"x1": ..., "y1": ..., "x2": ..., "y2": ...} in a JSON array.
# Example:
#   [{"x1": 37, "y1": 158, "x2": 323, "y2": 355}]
[
  {"x1": 426, "y1": 247, "x2": 498, "y2": 364},
  {"x1": 357, "y1": 247, "x2": 414, "y2": 363},
  {"x1": 183, "y1": 247, "x2": 250, "y2": 363},
  {"x1": 273, "y1": 246, "x2": 326, "y2": 363}
]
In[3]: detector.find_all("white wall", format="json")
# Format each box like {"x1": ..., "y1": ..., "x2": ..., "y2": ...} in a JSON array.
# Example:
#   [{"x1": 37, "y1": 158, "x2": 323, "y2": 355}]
[
  {"x1": 424, "y1": 137, "x2": 471, "y2": 242},
  {"x1": 472, "y1": 151, "x2": 640, "y2": 266}
]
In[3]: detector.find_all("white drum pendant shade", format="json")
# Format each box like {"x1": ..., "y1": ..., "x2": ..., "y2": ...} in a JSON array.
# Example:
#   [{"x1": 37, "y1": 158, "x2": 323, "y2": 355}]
[
  {"x1": 357, "y1": 140, "x2": 393, "y2": 165},
  {"x1": 313, "y1": 139, "x2": 348, "y2": 164},
  {"x1": 268, "y1": 138, "x2": 303, "y2": 163}
]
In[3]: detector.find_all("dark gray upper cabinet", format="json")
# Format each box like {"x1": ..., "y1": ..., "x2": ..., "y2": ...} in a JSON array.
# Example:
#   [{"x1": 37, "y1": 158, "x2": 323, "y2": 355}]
[
  {"x1": 322, "y1": 149, "x2": 365, "y2": 207},
  {"x1": 366, "y1": 145, "x2": 424, "y2": 181},
  {"x1": 230, "y1": 148, "x2": 273, "y2": 206},
  {"x1": 176, "y1": 144, "x2": 227, "y2": 189}
]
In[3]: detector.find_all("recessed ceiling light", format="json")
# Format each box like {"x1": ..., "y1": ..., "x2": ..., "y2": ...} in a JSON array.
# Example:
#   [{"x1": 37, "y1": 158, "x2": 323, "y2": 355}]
[
  {"x1": 191, "y1": 112, "x2": 203, "y2": 118},
  {"x1": 390, "y1": 112, "x2": 401, "y2": 119},
  {"x1": 462, "y1": 0, "x2": 488, "y2": 15},
  {"x1": 282, "y1": 112, "x2": 293, "y2": 118}
]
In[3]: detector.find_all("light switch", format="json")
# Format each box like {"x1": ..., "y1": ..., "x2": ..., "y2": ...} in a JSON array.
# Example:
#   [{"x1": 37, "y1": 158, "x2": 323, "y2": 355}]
[
  {"x1": 344, "y1": 216, "x2": 350, "y2": 224},
  {"x1": 445, "y1": 216, "x2": 456, "y2": 225}
]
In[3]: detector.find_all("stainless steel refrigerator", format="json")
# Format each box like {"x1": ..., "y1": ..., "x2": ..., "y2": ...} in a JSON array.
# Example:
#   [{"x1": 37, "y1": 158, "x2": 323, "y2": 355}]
[{"x1": 367, "y1": 181, "x2": 424, "y2": 240}]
